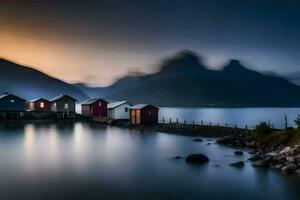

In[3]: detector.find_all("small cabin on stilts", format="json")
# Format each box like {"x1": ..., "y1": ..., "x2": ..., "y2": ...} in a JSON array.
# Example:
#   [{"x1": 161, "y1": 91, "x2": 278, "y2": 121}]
[
  {"x1": 27, "y1": 98, "x2": 51, "y2": 111},
  {"x1": 130, "y1": 104, "x2": 159, "y2": 125},
  {"x1": 0, "y1": 93, "x2": 26, "y2": 120},
  {"x1": 50, "y1": 94, "x2": 77, "y2": 119},
  {"x1": 81, "y1": 98, "x2": 108, "y2": 118},
  {"x1": 108, "y1": 101, "x2": 132, "y2": 120}
]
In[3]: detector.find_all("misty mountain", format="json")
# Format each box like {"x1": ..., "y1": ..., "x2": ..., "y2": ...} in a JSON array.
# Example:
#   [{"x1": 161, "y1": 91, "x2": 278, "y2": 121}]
[
  {"x1": 73, "y1": 73, "x2": 149, "y2": 98},
  {"x1": 0, "y1": 58, "x2": 88, "y2": 101},
  {"x1": 86, "y1": 50, "x2": 300, "y2": 107},
  {"x1": 284, "y1": 72, "x2": 300, "y2": 86}
]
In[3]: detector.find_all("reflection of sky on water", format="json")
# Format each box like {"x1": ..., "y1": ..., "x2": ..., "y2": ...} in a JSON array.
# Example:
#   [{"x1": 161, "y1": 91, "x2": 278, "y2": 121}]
[
  {"x1": 159, "y1": 107, "x2": 300, "y2": 128},
  {"x1": 0, "y1": 122, "x2": 299, "y2": 199}
]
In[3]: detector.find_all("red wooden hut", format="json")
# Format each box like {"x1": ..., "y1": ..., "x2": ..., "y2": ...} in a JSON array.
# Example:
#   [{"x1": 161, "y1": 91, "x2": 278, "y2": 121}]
[
  {"x1": 130, "y1": 104, "x2": 159, "y2": 124},
  {"x1": 81, "y1": 98, "x2": 107, "y2": 118}
]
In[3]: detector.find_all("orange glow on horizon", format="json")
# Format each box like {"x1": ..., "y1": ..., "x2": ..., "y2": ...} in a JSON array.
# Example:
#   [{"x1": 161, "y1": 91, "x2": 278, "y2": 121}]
[{"x1": 0, "y1": 28, "x2": 157, "y2": 87}]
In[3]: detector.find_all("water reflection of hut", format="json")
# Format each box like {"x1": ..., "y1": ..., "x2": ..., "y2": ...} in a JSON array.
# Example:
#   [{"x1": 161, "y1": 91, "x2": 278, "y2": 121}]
[
  {"x1": 130, "y1": 104, "x2": 159, "y2": 125},
  {"x1": 0, "y1": 93, "x2": 26, "y2": 120}
]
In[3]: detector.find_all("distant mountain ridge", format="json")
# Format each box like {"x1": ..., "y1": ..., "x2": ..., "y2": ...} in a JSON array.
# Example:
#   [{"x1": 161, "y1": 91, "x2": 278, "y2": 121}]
[
  {"x1": 75, "y1": 50, "x2": 300, "y2": 107},
  {"x1": 2, "y1": 50, "x2": 300, "y2": 107},
  {"x1": 0, "y1": 58, "x2": 88, "y2": 101}
]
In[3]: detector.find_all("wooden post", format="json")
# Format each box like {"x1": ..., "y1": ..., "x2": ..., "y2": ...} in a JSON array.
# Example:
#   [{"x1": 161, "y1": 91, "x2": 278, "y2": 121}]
[
  {"x1": 201, "y1": 120, "x2": 203, "y2": 125},
  {"x1": 170, "y1": 118, "x2": 172, "y2": 124},
  {"x1": 184, "y1": 119, "x2": 186, "y2": 124},
  {"x1": 284, "y1": 115, "x2": 288, "y2": 129},
  {"x1": 245, "y1": 125, "x2": 248, "y2": 130},
  {"x1": 176, "y1": 118, "x2": 178, "y2": 124},
  {"x1": 235, "y1": 124, "x2": 237, "y2": 129},
  {"x1": 225, "y1": 123, "x2": 227, "y2": 128}
]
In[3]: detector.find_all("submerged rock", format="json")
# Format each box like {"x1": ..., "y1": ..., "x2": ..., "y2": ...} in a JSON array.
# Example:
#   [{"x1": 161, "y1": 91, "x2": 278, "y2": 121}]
[
  {"x1": 248, "y1": 154, "x2": 262, "y2": 161},
  {"x1": 252, "y1": 160, "x2": 269, "y2": 168},
  {"x1": 281, "y1": 163, "x2": 298, "y2": 173},
  {"x1": 185, "y1": 154, "x2": 209, "y2": 164},
  {"x1": 248, "y1": 151, "x2": 256, "y2": 155},
  {"x1": 293, "y1": 169, "x2": 300, "y2": 175},
  {"x1": 193, "y1": 138, "x2": 203, "y2": 142},
  {"x1": 234, "y1": 150, "x2": 244, "y2": 155},
  {"x1": 230, "y1": 161, "x2": 245, "y2": 168},
  {"x1": 172, "y1": 156, "x2": 182, "y2": 160}
]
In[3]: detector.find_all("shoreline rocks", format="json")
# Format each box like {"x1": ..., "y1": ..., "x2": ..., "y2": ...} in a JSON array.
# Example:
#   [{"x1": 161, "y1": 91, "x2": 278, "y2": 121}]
[{"x1": 216, "y1": 133, "x2": 300, "y2": 175}]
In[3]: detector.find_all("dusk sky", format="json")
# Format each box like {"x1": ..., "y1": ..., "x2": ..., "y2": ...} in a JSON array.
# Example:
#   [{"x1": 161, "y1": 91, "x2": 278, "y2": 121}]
[{"x1": 0, "y1": 0, "x2": 299, "y2": 86}]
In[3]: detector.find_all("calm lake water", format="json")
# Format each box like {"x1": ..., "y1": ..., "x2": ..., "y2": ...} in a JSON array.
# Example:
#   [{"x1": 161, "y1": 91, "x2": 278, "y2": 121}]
[
  {"x1": 159, "y1": 107, "x2": 300, "y2": 129},
  {"x1": 0, "y1": 122, "x2": 300, "y2": 200}
]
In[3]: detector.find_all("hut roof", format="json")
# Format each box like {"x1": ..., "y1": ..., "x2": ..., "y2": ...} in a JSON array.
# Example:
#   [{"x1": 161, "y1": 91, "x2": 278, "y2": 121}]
[
  {"x1": 50, "y1": 94, "x2": 77, "y2": 102},
  {"x1": 131, "y1": 104, "x2": 158, "y2": 109},
  {"x1": 81, "y1": 98, "x2": 107, "y2": 105},
  {"x1": 0, "y1": 93, "x2": 26, "y2": 101},
  {"x1": 28, "y1": 98, "x2": 50, "y2": 102},
  {"x1": 108, "y1": 101, "x2": 131, "y2": 109}
]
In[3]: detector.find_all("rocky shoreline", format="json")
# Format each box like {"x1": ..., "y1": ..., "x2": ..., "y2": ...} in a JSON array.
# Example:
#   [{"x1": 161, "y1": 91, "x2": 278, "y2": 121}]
[
  {"x1": 217, "y1": 134, "x2": 300, "y2": 175},
  {"x1": 111, "y1": 120, "x2": 300, "y2": 175}
]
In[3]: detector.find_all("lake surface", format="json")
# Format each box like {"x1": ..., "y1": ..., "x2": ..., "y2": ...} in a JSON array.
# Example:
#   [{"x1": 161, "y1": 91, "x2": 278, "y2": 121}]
[
  {"x1": 0, "y1": 122, "x2": 299, "y2": 200},
  {"x1": 159, "y1": 107, "x2": 300, "y2": 129}
]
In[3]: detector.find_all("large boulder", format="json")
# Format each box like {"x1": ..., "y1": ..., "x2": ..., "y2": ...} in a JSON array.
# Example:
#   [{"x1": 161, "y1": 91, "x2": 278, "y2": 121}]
[{"x1": 185, "y1": 154, "x2": 209, "y2": 164}]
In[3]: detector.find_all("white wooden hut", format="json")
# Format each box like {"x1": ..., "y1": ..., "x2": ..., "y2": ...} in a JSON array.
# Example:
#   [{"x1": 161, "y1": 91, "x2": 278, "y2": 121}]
[{"x1": 108, "y1": 101, "x2": 132, "y2": 119}]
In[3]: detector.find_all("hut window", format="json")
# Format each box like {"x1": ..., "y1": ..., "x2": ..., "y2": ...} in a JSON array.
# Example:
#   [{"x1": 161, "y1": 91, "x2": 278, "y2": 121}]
[
  {"x1": 125, "y1": 107, "x2": 128, "y2": 112},
  {"x1": 10, "y1": 99, "x2": 14, "y2": 103},
  {"x1": 99, "y1": 101, "x2": 101, "y2": 106},
  {"x1": 40, "y1": 102, "x2": 44, "y2": 108},
  {"x1": 64, "y1": 103, "x2": 69, "y2": 109},
  {"x1": 148, "y1": 111, "x2": 152, "y2": 114}
]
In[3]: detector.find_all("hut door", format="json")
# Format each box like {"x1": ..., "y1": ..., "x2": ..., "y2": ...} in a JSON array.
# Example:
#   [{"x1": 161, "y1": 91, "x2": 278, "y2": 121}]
[
  {"x1": 131, "y1": 110, "x2": 136, "y2": 124},
  {"x1": 136, "y1": 110, "x2": 140, "y2": 124}
]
